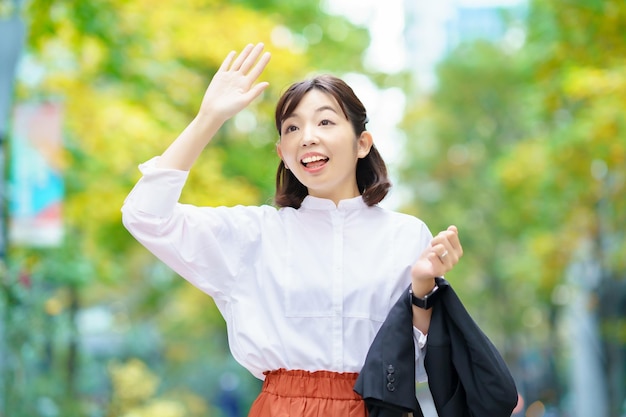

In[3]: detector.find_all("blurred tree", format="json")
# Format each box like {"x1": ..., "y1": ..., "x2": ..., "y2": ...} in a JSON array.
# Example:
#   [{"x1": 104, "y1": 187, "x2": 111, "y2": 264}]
[
  {"x1": 3, "y1": 0, "x2": 371, "y2": 415},
  {"x1": 522, "y1": 1, "x2": 626, "y2": 414},
  {"x1": 399, "y1": 0, "x2": 625, "y2": 414},
  {"x1": 399, "y1": 39, "x2": 534, "y2": 345}
]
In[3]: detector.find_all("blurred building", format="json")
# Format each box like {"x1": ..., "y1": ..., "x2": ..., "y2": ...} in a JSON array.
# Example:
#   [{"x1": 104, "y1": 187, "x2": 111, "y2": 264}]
[{"x1": 403, "y1": 0, "x2": 524, "y2": 90}]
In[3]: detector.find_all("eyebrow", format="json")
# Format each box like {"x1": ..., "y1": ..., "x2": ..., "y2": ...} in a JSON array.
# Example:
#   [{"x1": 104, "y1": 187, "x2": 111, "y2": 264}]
[{"x1": 283, "y1": 105, "x2": 339, "y2": 122}]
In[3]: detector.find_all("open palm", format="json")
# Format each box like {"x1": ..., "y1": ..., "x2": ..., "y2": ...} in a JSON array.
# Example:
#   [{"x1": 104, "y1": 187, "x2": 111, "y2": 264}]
[{"x1": 199, "y1": 43, "x2": 271, "y2": 122}]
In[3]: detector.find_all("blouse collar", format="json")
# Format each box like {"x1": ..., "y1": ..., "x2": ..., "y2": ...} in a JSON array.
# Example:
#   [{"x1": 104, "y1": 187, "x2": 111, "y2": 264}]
[{"x1": 300, "y1": 195, "x2": 368, "y2": 211}]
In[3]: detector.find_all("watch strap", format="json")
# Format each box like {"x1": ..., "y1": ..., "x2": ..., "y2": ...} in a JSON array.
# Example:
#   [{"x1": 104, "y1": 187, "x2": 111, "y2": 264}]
[{"x1": 410, "y1": 284, "x2": 440, "y2": 310}]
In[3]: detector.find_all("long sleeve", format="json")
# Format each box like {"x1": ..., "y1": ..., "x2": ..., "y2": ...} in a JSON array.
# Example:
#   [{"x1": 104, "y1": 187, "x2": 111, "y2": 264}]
[
  {"x1": 121, "y1": 157, "x2": 247, "y2": 301},
  {"x1": 425, "y1": 278, "x2": 518, "y2": 417},
  {"x1": 354, "y1": 287, "x2": 423, "y2": 417}
]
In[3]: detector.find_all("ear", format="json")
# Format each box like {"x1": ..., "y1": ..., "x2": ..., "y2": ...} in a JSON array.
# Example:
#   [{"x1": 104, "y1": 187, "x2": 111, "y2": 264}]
[
  {"x1": 276, "y1": 141, "x2": 287, "y2": 168},
  {"x1": 356, "y1": 131, "x2": 373, "y2": 159},
  {"x1": 276, "y1": 142, "x2": 283, "y2": 159}
]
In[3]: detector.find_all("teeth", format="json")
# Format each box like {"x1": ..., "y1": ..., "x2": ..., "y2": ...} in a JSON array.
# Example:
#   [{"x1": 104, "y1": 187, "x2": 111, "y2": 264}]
[{"x1": 302, "y1": 155, "x2": 327, "y2": 164}]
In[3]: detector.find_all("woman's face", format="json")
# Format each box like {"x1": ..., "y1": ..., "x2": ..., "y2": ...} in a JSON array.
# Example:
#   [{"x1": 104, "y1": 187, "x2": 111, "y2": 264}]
[{"x1": 276, "y1": 89, "x2": 372, "y2": 204}]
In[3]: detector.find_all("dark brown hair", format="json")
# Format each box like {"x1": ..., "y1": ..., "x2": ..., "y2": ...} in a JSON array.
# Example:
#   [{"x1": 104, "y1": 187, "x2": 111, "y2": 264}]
[{"x1": 274, "y1": 75, "x2": 391, "y2": 208}]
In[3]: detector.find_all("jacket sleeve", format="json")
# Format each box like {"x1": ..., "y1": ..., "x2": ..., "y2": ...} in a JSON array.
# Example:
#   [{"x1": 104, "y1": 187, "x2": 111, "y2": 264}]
[
  {"x1": 355, "y1": 279, "x2": 518, "y2": 417},
  {"x1": 354, "y1": 288, "x2": 425, "y2": 417},
  {"x1": 426, "y1": 278, "x2": 518, "y2": 417}
]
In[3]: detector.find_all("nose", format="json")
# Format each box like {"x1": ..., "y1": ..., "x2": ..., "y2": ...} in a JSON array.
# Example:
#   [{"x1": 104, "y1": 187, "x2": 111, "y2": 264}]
[{"x1": 300, "y1": 125, "x2": 318, "y2": 147}]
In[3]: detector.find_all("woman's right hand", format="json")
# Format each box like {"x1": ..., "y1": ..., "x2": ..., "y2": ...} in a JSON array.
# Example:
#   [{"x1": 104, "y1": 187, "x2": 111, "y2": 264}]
[
  {"x1": 198, "y1": 43, "x2": 271, "y2": 123},
  {"x1": 155, "y1": 43, "x2": 270, "y2": 171}
]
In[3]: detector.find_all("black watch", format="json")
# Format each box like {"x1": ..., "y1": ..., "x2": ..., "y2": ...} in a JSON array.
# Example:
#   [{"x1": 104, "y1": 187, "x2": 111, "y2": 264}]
[{"x1": 410, "y1": 284, "x2": 440, "y2": 310}]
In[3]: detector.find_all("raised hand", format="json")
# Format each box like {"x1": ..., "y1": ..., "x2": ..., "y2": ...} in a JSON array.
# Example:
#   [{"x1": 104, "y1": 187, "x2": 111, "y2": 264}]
[
  {"x1": 155, "y1": 43, "x2": 271, "y2": 171},
  {"x1": 198, "y1": 43, "x2": 271, "y2": 123}
]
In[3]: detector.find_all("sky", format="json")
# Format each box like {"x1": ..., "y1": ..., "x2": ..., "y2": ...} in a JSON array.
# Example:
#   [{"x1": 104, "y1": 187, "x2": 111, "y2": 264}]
[{"x1": 324, "y1": 0, "x2": 524, "y2": 74}]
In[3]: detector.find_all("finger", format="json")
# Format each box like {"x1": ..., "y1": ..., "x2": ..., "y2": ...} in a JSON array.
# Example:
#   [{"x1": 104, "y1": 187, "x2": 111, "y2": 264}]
[
  {"x1": 448, "y1": 231, "x2": 463, "y2": 259},
  {"x1": 230, "y1": 43, "x2": 255, "y2": 71},
  {"x1": 239, "y1": 43, "x2": 267, "y2": 74},
  {"x1": 426, "y1": 252, "x2": 441, "y2": 266},
  {"x1": 427, "y1": 252, "x2": 448, "y2": 277},
  {"x1": 219, "y1": 51, "x2": 237, "y2": 72},
  {"x1": 445, "y1": 225, "x2": 462, "y2": 252},
  {"x1": 246, "y1": 51, "x2": 271, "y2": 81},
  {"x1": 243, "y1": 81, "x2": 270, "y2": 103},
  {"x1": 431, "y1": 230, "x2": 454, "y2": 247},
  {"x1": 434, "y1": 236, "x2": 462, "y2": 265},
  {"x1": 432, "y1": 228, "x2": 461, "y2": 254},
  {"x1": 447, "y1": 231, "x2": 462, "y2": 253},
  {"x1": 433, "y1": 243, "x2": 449, "y2": 264}
]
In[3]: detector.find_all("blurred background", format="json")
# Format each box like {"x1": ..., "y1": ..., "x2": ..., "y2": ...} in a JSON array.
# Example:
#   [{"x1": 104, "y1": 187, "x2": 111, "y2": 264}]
[{"x1": 0, "y1": 0, "x2": 624, "y2": 416}]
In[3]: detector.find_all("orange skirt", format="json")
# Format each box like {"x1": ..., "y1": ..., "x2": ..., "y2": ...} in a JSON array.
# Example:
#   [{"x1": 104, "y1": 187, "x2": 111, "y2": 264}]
[{"x1": 248, "y1": 369, "x2": 367, "y2": 417}]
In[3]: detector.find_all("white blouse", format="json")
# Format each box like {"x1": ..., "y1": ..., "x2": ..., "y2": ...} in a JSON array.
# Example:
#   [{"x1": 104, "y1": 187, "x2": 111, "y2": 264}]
[{"x1": 122, "y1": 157, "x2": 432, "y2": 381}]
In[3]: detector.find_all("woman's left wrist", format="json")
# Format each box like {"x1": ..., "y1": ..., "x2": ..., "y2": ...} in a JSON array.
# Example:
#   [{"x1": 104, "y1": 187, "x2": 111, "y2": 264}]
[{"x1": 411, "y1": 278, "x2": 437, "y2": 298}]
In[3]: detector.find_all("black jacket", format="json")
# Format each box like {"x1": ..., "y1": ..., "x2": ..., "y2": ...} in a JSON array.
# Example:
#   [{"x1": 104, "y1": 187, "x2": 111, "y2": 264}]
[{"x1": 354, "y1": 278, "x2": 518, "y2": 417}]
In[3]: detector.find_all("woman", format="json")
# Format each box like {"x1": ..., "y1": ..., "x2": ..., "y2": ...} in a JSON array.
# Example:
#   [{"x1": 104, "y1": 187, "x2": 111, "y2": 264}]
[{"x1": 122, "y1": 42, "x2": 466, "y2": 416}]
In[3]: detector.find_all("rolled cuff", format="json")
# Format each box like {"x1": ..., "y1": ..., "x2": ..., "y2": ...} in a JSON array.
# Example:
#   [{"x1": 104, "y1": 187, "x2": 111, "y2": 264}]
[
  {"x1": 123, "y1": 156, "x2": 190, "y2": 218},
  {"x1": 414, "y1": 326, "x2": 428, "y2": 383}
]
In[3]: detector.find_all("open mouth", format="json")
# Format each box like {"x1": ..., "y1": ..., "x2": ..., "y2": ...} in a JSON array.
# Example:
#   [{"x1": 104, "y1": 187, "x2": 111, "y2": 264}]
[{"x1": 301, "y1": 155, "x2": 329, "y2": 169}]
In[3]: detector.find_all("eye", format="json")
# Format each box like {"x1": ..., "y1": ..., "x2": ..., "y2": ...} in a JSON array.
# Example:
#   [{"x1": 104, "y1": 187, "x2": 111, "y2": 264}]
[
  {"x1": 283, "y1": 125, "x2": 299, "y2": 134},
  {"x1": 320, "y1": 119, "x2": 334, "y2": 126}
]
